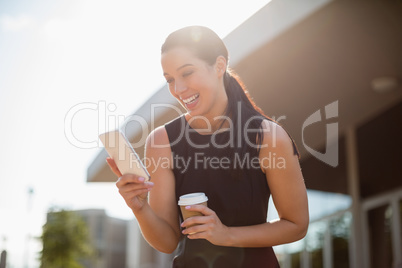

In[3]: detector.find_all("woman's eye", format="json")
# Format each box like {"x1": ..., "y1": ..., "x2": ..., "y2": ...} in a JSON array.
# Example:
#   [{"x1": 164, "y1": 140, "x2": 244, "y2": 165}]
[
  {"x1": 182, "y1": 70, "x2": 193, "y2": 77},
  {"x1": 166, "y1": 78, "x2": 174, "y2": 84}
]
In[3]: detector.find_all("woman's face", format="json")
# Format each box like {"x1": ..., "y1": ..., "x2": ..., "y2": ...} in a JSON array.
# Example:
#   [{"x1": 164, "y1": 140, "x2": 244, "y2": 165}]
[{"x1": 161, "y1": 47, "x2": 227, "y2": 119}]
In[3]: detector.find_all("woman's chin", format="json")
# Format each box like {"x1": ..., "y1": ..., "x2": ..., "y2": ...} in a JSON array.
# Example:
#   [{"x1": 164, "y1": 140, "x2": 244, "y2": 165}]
[
  {"x1": 185, "y1": 103, "x2": 202, "y2": 116},
  {"x1": 186, "y1": 110, "x2": 200, "y2": 117}
]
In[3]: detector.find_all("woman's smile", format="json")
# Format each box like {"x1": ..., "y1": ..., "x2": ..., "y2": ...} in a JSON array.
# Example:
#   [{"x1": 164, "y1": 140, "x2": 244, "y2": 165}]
[{"x1": 181, "y1": 93, "x2": 200, "y2": 109}]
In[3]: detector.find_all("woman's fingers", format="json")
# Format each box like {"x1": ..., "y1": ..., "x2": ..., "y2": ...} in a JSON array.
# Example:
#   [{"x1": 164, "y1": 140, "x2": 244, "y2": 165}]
[
  {"x1": 183, "y1": 222, "x2": 210, "y2": 236},
  {"x1": 181, "y1": 214, "x2": 214, "y2": 229},
  {"x1": 182, "y1": 215, "x2": 212, "y2": 228},
  {"x1": 183, "y1": 205, "x2": 214, "y2": 217},
  {"x1": 118, "y1": 180, "x2": 154, "y2": 194},
  {"x1": 108, "y1": 162, "x2": 154, "y2": 212},
  {"x1": 115, "y1": 174, "x2": 154, "y2": 211},
  {"x1": 180, "y1": 205, "x2": 216, "y2": 230},
  {"x1": 124, "y1": 188, "x2": 152, "y2": 199},
  {"x1": 179, "y1": 205, "x2": 230, "y2": 245},
  {"x1": 116, "y1": 174, "x2": 149, "y2": 187}
]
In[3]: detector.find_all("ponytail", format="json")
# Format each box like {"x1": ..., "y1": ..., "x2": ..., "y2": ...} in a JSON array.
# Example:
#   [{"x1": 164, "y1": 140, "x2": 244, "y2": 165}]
[{"x1": 223, "y1": 70, "x2": 300, "y2": 159}]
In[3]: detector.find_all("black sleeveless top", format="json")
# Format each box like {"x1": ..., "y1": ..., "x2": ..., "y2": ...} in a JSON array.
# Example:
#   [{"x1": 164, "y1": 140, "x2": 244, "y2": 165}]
[{"x1": 165, "y1": 115, "x2": 280, "y2": 268}]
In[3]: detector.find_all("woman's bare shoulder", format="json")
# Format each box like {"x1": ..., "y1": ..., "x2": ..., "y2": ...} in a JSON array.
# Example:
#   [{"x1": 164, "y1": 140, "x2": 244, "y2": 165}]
[
  {"x1": 260, "y1": 119, "x2": 295, "y2": 156},
  {"x1": 146, "y1": 125, "x2": 171, "y2": 148}
]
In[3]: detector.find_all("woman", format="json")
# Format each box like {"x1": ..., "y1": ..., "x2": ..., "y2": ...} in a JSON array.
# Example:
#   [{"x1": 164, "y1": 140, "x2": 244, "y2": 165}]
[{"x1": 107, "y1": 26, "x2": 309, "y2": 267}]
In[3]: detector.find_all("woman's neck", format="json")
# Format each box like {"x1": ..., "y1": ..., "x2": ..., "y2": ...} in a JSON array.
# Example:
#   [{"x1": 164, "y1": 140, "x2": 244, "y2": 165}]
[
  {"x1": 186, "y1": 83, "x2": 229, "y2": 133},
  {"x1": 185, "y1": 103, "x2": 230, "y2": 134}
]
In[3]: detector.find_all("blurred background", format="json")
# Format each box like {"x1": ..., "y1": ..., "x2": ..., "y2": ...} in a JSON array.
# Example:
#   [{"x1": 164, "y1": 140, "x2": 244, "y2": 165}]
[{"x1": 1, "y1": 0, "x2": 401, "y2": 267}]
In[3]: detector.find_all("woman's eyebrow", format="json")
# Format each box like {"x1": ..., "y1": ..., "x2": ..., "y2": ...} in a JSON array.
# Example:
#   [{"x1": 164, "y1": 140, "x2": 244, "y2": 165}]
[
  {"x1": 177, "y1": 63, "x2": 193, "y2": 71},
  {"x1": 163, "y1": 64, "x2": 194, "y2": 76}
]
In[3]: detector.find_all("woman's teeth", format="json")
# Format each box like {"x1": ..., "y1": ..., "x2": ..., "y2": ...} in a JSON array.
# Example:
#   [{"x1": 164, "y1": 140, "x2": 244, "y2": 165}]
[{"x1": 183, "y1": 94, "x2": 199, "y2": 104}]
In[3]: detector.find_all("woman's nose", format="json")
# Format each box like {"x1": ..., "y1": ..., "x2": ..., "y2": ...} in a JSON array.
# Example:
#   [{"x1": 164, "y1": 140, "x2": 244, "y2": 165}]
[{"x1": 174, "y1": 80, "x2": 187, "y2": 93}]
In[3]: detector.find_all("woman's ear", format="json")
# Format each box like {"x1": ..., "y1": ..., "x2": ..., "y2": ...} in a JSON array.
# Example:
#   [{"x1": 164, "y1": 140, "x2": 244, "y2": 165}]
[{"x1": 215, "y1": 56, "x2": 227, "y2": 78}]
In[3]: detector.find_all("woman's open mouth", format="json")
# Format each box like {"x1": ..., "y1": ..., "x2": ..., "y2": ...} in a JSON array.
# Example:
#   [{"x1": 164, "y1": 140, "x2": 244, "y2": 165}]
[
  {"x1": 182, "y1": 94, "x2": 200, "y2": 105},
  {"x1": 182, "y1": 94, "x2": 200, "y2": 110}
]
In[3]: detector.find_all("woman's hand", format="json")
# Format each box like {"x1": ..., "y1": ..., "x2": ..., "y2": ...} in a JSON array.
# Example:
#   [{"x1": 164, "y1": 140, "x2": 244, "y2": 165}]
[
  {"x1": 181, "y1": 205, "x2": 231, "y2": 247},
  {"x1": 106, "y1": 157, "x2": 154, "y2": 213}
]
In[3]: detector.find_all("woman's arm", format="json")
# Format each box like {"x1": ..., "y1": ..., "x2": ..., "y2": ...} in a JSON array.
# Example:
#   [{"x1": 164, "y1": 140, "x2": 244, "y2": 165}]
[
  {"x1": 111, "y1": 126, "x2": 181, "y2": 253},
  {"x1": 181, "y1": 120, "x2": 309, "y2": 247},
  {"x1": 139, "y1": 126, "x2": 182, "y2": 253}
]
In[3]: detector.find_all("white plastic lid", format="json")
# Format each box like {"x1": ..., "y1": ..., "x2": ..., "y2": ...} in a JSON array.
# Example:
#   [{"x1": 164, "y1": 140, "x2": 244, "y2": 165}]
[{"x1": 178, "y1": 193, "x2": 208, "y2": 206}]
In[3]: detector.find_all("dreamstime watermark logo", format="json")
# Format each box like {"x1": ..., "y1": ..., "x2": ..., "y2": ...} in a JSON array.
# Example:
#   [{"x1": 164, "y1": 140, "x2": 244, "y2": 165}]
[{"x1": 302, "y1": 101, "x2": 339, "y2": 167}]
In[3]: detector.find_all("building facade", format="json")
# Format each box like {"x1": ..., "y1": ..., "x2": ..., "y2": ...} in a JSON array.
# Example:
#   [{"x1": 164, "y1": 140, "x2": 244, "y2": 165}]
[{"x1": 75, "y1": 209, "x2": 128, "y2": 268}]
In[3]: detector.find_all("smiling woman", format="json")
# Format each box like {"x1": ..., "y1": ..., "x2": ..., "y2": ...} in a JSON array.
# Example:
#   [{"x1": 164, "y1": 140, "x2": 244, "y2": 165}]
[{"x1": 107, "y1": 26, "x2": 309, "y2": 268}]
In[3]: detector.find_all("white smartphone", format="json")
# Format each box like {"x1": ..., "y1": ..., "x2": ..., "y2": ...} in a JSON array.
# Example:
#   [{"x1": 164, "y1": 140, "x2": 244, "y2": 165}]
[{"x1": 99, "y1": 130, "x2": 150, "y2": 181}]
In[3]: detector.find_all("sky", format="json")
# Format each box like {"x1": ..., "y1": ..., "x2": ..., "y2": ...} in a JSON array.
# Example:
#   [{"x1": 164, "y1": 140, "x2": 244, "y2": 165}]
[
  {"x1": 0, "y1": 1, "x2": 353, "y2": 267},
  {"x1": 0, "y1": 0, "x2": 273, "y2": 266}
]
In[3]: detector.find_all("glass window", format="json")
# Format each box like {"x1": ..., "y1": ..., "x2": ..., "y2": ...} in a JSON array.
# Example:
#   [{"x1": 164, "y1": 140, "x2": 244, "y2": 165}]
[
  {"x1": 306, "y1": 221, "x2": 326, "y2": 268},
  {"x1": 330, "y1": 211, "x2": 351, "y2": 268},
  {"x1": 368, "y1": 204, "x2": 393, "y2": 268},
  {"x1": 290, "y1": 252, "x2": 301, "y2": 268}
]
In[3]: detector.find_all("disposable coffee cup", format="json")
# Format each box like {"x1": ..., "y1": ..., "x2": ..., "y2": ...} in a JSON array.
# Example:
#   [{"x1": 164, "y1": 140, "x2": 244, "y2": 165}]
[{"x1": 178, "y1": 193, "x2": 208, "y2": 230}]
